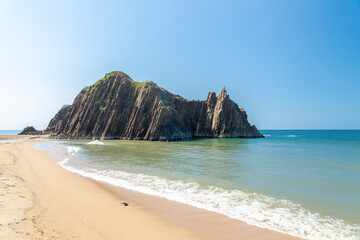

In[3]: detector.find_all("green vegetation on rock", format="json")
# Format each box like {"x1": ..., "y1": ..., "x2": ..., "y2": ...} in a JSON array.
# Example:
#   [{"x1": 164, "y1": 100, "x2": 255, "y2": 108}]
[
  {"x1": 130, "y1": 79, "x2": 145, "y2": 89},
  {"x1": 90, "y1": 77, "x2": 106, "y2": 94},
  {"x1": 105, "y1": 71, "x2": 126, "y2": 77},
  {"x1": 100, "y1": 99, "x2": 110, "y2": 111}
]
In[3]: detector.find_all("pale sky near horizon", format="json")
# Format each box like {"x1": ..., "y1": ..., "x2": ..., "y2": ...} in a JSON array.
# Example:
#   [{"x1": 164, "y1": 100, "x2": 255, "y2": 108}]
[{"x1": 0, "y1": 0, "x2": 359, "y2": 130}]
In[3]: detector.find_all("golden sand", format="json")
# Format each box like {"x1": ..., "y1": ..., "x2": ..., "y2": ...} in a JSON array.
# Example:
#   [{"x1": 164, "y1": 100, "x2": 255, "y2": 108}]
[{"x1": 0, "y1": 136, "x2": 300, "y2": 239}]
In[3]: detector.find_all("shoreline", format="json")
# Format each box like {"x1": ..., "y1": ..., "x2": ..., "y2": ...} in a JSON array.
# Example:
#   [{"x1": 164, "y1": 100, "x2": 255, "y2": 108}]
[
  {"x1": 0, "y1": 134, "x2": 50, "y2": 140},
  {"x1": 0, "y1": 137, "x2": 301, "y2": 239},
  {"x1": 88, "y1": 177, "x2": 302, "y2": 240}
]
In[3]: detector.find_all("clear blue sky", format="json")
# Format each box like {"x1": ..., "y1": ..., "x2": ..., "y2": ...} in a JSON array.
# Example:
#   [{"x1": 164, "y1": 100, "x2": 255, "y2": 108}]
[{"x1": 0, "y1": 0, "x2": 359, "y2": 130}]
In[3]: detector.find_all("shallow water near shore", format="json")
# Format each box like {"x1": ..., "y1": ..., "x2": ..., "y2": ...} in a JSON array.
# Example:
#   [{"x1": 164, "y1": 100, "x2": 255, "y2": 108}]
[{"x1": 35, "y1": 130, "x2": 360, "y2": 240}]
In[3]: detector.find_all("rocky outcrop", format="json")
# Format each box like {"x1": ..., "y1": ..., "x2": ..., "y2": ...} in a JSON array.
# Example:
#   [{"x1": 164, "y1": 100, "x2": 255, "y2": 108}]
[
  {"x1": 48, "y1": 71, "x2": 263, "y2": 141},
  {"x1": 19, "y1": 126, "x2": 43, "y2": 135}
]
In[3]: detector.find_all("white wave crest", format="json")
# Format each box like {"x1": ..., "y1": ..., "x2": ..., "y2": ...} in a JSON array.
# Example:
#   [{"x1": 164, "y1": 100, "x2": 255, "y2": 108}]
[
  {"x1": 56, "y1": 164, "x2": 360, "y2": 240},
  {"x1": 87, "y1": 140, "x2": 105, "y2": 145},
  {"x1": 59, "y1": 157, "x2": 70, "y2": 165},
  {"x1": 67, "y1": 146, "x2": 81, "y2": 156}
]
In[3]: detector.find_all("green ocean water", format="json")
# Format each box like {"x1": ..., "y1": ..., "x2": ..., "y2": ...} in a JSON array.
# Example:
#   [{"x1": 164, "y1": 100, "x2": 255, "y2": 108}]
[{"x1": 42, "y1": 130, "x2": 360, "y2": 240}]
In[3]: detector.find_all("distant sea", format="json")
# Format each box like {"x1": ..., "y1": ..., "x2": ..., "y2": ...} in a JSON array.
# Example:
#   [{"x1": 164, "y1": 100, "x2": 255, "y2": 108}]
[
  {"x1": 35, "y1": 130, "x2": 360, "y2": 240},
  {"x1": 0, "y1": 130, "x2": 21, "y2": 135}
]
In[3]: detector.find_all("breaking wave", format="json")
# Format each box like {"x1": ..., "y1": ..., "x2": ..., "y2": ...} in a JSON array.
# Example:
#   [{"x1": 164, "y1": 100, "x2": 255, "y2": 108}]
[
  {"x1": 58, "y1": 145, "x2": 360, "y2": 240},
  {"x1": 87, "y1": 140, "x2": 105, "y2": 145}
]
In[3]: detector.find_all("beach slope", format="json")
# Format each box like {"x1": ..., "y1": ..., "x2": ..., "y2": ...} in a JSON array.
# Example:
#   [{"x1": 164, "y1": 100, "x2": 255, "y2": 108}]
[
  {"x1": 0, "y1": 141, "x2": 199, "y2": 240},
  {"x1": 0, "y1": 139, "x2": 300, "y2": 240}
]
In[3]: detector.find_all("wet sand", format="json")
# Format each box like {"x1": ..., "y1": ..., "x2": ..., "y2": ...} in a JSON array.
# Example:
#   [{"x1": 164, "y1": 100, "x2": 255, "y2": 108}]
[
  {"x1": 0, "y1": 136, "x2": 301, "y2": 239},
  {"x1": 0, "y1": 134, "x2": 50, "y2": 140},
  {"x1": 0, "y1": 140, "x2": 198, "y2": 240}
]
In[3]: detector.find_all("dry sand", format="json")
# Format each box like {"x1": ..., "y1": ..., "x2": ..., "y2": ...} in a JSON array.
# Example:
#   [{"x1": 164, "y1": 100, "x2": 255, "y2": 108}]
[{"x1": 0, "y1": 136, "x2": 301, "y2": 240}]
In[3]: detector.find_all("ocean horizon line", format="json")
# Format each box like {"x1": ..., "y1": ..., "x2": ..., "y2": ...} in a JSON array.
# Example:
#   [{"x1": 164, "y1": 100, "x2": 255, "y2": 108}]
[{"x1": 1, "y1": 129, "x2": 360, "y2": 131}]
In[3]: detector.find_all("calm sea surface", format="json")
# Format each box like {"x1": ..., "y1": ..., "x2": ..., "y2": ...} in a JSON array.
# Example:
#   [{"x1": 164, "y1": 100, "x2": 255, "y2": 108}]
[
  {"x1": 40, "y1": 130, "x2": 360, "y2": 240},
  {"x1": 0, "y1": 130, "x2": 21, "y2": 135}
]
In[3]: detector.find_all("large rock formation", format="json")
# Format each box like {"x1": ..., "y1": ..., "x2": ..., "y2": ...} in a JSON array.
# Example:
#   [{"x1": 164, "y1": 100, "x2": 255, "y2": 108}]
[{"x1": 48, "y1": 71, "x2": 263, "y2": 140}]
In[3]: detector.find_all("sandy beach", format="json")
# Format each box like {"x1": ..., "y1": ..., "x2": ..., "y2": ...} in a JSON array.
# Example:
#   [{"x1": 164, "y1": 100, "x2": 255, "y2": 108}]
[
  {"x1": 0, "y1": 134, "x2": 51, "y2": 140},
  {"x1": 0, "y1": 136, "x2": 301, "y2": 240}
]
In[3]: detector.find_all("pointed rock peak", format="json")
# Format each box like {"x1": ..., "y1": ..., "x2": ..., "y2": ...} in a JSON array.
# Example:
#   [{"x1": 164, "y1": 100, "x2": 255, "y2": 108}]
[{"x1": 219, "y1": 86, "x2": 227, "y2": 97}]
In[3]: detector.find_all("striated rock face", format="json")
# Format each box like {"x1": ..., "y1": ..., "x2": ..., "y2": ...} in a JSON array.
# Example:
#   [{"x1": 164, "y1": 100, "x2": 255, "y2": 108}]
[
  {"x1": 48, "y1": 71, "x2": 263, "y2": 141},
  {"x1": 47, "y1": 105, "x2": 71, "y2": 131}
]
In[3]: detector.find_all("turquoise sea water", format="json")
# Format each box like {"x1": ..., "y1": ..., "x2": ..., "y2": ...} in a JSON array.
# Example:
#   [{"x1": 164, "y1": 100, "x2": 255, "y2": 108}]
[
  {"x1": 0, "y1": 130, "x2": 24, "y2": 143},
  {"x1": 0, "y1": 130, "x2": 21, "y2": 135},
  {"x1": 43, "y1": 130, "x2": 360, "y2": 239}
]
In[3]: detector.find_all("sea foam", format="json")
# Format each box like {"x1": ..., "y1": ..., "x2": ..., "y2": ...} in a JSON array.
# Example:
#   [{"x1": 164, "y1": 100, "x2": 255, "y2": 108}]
[
  {"x1": 67, "y1": 146, "x2": 81, "y2": 155},
  {"x1": 87, "y1": 140, "x2": 105, "y2": 145},
  {"x1": 58, "y1": 147, "x2": 360, "y2": 240}
]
